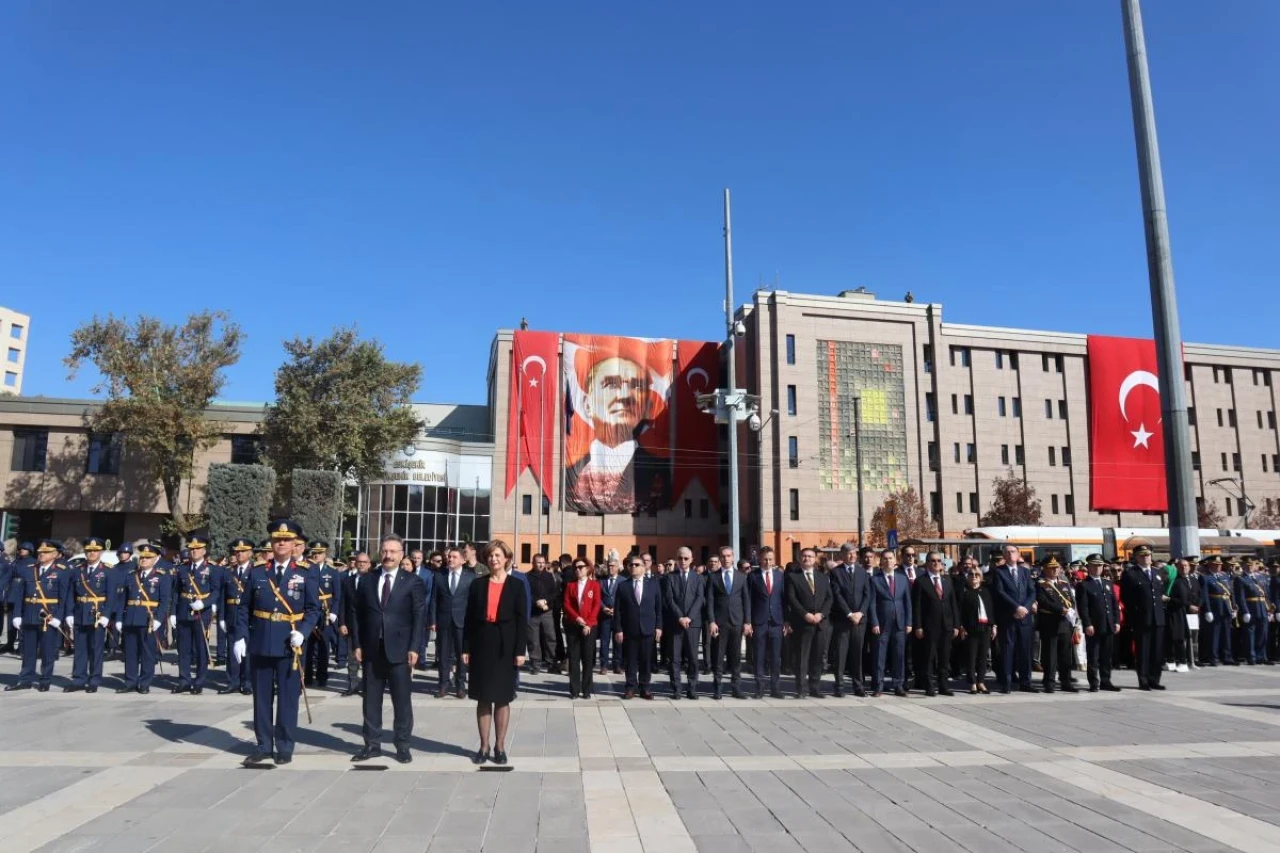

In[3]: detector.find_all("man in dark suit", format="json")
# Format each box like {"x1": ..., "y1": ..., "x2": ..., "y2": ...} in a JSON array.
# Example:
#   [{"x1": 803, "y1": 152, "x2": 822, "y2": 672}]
[
  {"x1": 1076, "y1": 553, "x2": 1121, "y2": 692},
  {"x1": 829, "y1": 543, "x2": 870, "y2": 697},
  {"x1": 663, "y1": 548, "x2": 706, "y2": 699},
  {"x1": 868, "y1": 548, "x2": 913, "y2": 697},
  {"x1": 433, "y1": 546, "x2": 473, "y2": 699},
  {"x1": 991, "y1": 544, "x2": 1037, "y2": 693},
  {"x1": 1120, "y1": 544, "x2": 1167, "y2": 691},
  {"x1": 747, "y1": 546, "x2": 787, "y2": 699},
  {"x1": 338, "y1": 552, "x2": 371, "y2": 696},
  {"x1": 912, "y1": 551, "x2": 960, "y2": 696},
  {"x1": 784, "y1": 548, "x2": 833, "y2": 698},
  {"x1": 614, "y1": 555, "x2": 661, "y2": 699},
  {"x1": 598, "y1": 560, "x2": 622, "y2": 674},
  {"x1": 352, "y1": 535, "x2": 426, "y2": 764},
  {"x1": 707, "y1": 553, "x2": 750, "y2": 700}
]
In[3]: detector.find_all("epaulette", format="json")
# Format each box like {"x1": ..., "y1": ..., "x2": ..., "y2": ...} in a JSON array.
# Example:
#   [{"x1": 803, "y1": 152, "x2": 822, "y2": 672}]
[
  {"x1": 296, "y1": 559, "x2": 311, "y2": 569},
  {"x1": 253, "y1": 559, "x2": 267, "y2": 568}
]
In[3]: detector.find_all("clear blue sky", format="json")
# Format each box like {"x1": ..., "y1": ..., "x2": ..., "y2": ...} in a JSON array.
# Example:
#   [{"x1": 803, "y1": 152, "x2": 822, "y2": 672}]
[{"x1": 3, "y1": 2, "x2": 1277, "y2": 405}]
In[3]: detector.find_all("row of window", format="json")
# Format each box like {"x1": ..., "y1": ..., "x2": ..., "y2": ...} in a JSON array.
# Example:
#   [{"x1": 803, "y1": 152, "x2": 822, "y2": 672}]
[
  {"x1": 8, "y1": 429, "x2": 261, "y2": 474},
  {"x1": 1205, "y1": 366, "x2": 1273, "y2": 386},
  {"x1": 927, "y1": 442, "x2": 1071, "y2": 470},
  {"x1": 923, "y1": 393, "x2": 1066, "y2": 422}
]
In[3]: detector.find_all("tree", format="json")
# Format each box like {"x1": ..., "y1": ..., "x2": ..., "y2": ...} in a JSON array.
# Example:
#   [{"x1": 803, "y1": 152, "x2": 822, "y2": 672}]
[
  {"x1": 290, "y1": 469, "x2": 344, "y2": 547},
  {"x1": 260, "y1": 326, "x2": 422, "y2": 503},
  {"x1": 980, "y1": 468, "x2": 1044, "y2": 526},
  {"x1": 207, "y1": 463, "x2": 276, "y2": 553},
  {"x1": 868, "y1": 487, "x2": 936, "y2": 546},
  {"x1": 65, "y1": 311, "x2": 243, "y2": 533},
  {"x1": 1247, "y1": 508, "x2": 1280, "y2": 530},
  {"x1": 1198, "y1": 499, "x2": 1225, "y2": 529}
]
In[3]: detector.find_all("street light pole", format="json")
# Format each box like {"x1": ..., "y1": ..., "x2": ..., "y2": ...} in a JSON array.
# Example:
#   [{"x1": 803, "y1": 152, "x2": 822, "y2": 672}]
[
  {"x1": 1121, "y1": 0, "x2": 1200, "y2": 559},
  {"x1": 851, "y1": 393, "x2": 865, "y2": 546},
  {"x1": 723, "y1": 188, "x2": 740, "y2": 559}
]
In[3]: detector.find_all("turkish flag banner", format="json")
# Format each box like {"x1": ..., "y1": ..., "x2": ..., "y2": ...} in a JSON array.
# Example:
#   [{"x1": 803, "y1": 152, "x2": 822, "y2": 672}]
[
  {"x1": 1088, "y1": 335, "x2": 1168, "y2": 512},
  {"x1": 505, "y1": 330, "x2": 559, "y2": 502}
]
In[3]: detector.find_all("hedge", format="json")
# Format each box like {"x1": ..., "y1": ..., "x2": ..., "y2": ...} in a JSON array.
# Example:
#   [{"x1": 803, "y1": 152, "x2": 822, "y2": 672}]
[
  {"x1": 207, "y1": 463, "x2": 276, "y2": 555},
  {"x1": 290, "y1": 469, "x2": 344, "y2": 548}
]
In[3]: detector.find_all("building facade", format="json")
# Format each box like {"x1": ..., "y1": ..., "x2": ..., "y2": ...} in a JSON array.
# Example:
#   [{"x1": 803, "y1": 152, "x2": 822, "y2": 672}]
[
  {"x1": 0, "y1": 307, "x2": 29, "y2": 395},
  {"x1": 741, "y1": 289, "x2": 1280, "y2": 560}
]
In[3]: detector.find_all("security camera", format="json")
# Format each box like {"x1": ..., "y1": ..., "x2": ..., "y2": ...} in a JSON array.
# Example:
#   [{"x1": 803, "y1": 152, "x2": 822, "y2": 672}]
[
  {"x1": 747, "y1": 412, "x2": 762, "y2": 431},
  {"x1": 733, "y1": 320, "x2": 746, "y2": 337}
]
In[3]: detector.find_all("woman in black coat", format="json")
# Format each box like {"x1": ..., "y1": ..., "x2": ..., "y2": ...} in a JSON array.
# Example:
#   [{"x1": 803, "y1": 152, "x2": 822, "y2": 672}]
[
  {"x1": 957, "y1": 567, "x2": 997, "y2": 693},
  {"x1": 462, "y1": 539, "x2": 528, "y2": 766},
  {"x1": 1167, "y1": 558, "x2": 1200, "y2": 672}
]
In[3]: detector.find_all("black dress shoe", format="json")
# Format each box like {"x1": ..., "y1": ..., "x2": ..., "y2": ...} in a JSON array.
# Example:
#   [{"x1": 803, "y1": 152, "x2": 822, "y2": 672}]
[
  {"x1": 138, "y1": 687, "x2": 150, "y2": 694},
  {"x1": 1088, "y1": 685, "x2": 1099, "y2": 692},
  {"x1": 240, "y1": 687, "x2": 253, "y2": 695},
  {"x1": 671, "y1": 690, "x2": 681, "y2": 700},
  {"x1": 85, "y1": 686, "x2": 98, "y2": 693},
  {"x1": 770, "y1": 689, "x2": 784, "y2": 699},
  {"x1": 832, "y1": 688, "x2": 846, "y2": 698},
  {"x1": 242, "y1": 751, "x2": 273, "y2": 766},
  {"x1": 623, "y1": 689, "x2": 635, "y2": 700},
  {"x1": 1061, "y1": 684, "x2": 1079, "y2": 693},
  {"x1": 640, "y1": 690, "x2": 654, "y2": 700},
  {"x1": 492, "y1": 749, "x2": 508, "y2": 765},
  {"x1": 1101, "y1": 684, "x2": 1121, "y2": 692},
  {"x1": 711, "y1": 689, "x2": 722, "y2": 701},
  {"x1": 64, "y1": 684, "x2": 84, "y2": 693},
  {"x1": 687, "y1": 690, "x2": 699, "y2": 701},
  {"x1": 115, "y1": 686, "x2": 134, "y2": 694},
  {"x1": 939, "y1": 688, "x2": 955, "y2": 697},
  {"x1": 732, "y1": 686, "x2": 746, "y2": 700},
  {"x1": 191, "y1": 687, "x2": 203, "y2": 695},
  {"x1": 809, "y1": 688, "x2": 822, "y2": 698},
  {"x1": 352, "y1": 745, "x2": 382, "y2": 762},
  {"x1": 852, "y1": 688, "x2": 866, "y2": 698},
  {"x1": 275, "y1": 754, "x2": 292, "y2": 765},
  {"x1": 872, "y1": 691, "x2": 883, "y2": 698},
  {"x1": 472, "y1": 749, "x2": 490, "y2": 765},
  {"x1": 217, "y1": 686, "x2": 236, "y2": 695},
  {"x1": 925, "y1": 688, "x2": 937, "y2": 697},
  {"x1": 455, "y1": 689, "x2": 465, "y2": 700},
  {"x1": 893, "y1": 687, "x2": 908, "y2": 698},
  {"x1": 36, "y1": 683, "x2": 49, "y2": 692},
  {"x1": 394, "y1": 749, "x2": 412, "y2": 764},
  {"x1": 753, "y1": 690, "x2": 764, "y2": 700},
  {"x1": 172, "y1": 684, "x2": 191, "y2": 694},
  {"x1": 1150, "y1": 684, "x2": 1166, "y2": 690},
  {"x1": 569, "y1": 692, "x2": 580, "y2": 700}
]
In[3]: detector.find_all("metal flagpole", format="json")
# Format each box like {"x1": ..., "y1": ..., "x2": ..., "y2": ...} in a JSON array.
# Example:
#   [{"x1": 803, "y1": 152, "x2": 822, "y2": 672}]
[
  {"x1": 558, "y1": 334, "x2": 567, "y2": 559},
  {"x1": 537, "y1": 380, "x2": 545, "y2": 560},
  {"x1": 724, "y1": 189, "x2": 740, "y2": 559},
  {"x1": 1121, "y1": 0, "x2": 1199, "y2": 559},
  {"x1": 512, "y1": 345, "x2": 522, "y2": 565}
]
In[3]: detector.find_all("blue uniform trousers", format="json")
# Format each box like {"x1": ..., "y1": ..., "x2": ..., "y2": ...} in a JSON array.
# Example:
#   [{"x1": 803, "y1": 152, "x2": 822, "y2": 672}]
[
  {"x1": 1207, "y1": 601, "x2": 1234, "y2": 663},
  {"x1": 18, "y1": 625, "x2": 60, "y2": 686},
  {"x1": 1247, "y1": 607, "x2": 1268, "y2": 663},
  {"x1": 251, "y1": 654, "x2": 302, "y2": 758},
  {"x1": 123, "y1": 627, "x2": 159, "y2": 689},
  {"x1": 176, "y1": 619, "x2": 210, "y2": 687},
  {"x1": 70, "y1": 625, "x2": 106, "y2": 687}
]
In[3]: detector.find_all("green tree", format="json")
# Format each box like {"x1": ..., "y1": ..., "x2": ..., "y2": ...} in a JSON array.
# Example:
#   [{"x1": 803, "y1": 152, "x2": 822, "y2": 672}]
[
  {"x1": 65, "y1": 311, "x2": 243, "y2": 533},
  {"x1": 980, "y1": 468, "x2": 1044, "y2": 526},
  {"x1": 260, "y1": 326, "x2": 422, "y2": 502}
]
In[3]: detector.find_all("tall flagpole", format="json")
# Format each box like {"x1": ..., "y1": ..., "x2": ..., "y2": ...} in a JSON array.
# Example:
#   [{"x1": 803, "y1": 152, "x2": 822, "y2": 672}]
[
  {"x1": 537, "y1": 378, "x2": 545, "y2": 560},
  {"x1": 558, "y1": 335, "x2": 567, "y2": 559},
  {"x1": 1121, "y1": 0, "x2": 1199, "y2": 559},
  {"x1": 512, "y1": 346, "x2": 522, "y2": 566},
  {"x1": 724, "y1": 189, "x2": 741, "y2": 559}
]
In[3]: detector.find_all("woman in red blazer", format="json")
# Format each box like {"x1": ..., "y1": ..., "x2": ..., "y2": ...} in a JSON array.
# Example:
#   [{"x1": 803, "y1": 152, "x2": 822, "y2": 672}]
[{"x1": 563, "y1": 559, "x2": 602, "y2": 699}]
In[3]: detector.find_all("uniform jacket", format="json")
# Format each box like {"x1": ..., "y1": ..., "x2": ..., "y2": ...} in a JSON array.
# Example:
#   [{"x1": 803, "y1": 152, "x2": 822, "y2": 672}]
[
  {"x1": 236, "y1": 559, "x2": 321, "y2": 658},
  {"x1": 117, "y1": 566, "x2": 172, "y2": 629},
  {"x1": 1119, "y1": 564, "x2": 1167, "y2": 628},
  {"x1": 1076, "y1": 575, "x2": 1119, "y2": 633},
  {"x1": 9, "y1": 562, "x2": 71, "y2": 624},
  {"x1": 68, "y1": 561, "x2": 115, "y2": 626},
  {"x1": 172, "y1": 560, "x2": 220, "y2": 623}
]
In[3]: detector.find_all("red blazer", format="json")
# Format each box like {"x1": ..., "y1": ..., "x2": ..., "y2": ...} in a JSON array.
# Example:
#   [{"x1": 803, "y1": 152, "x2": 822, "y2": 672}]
[{"x1": 564, "y1": 579, "x2": 602, "y2": 628}]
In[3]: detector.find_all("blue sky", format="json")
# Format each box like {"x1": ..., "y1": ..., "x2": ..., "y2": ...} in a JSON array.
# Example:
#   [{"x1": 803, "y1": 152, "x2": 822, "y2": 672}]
[{"x1": 3, "y1": 2, "x2": 1277, "y2": 405}]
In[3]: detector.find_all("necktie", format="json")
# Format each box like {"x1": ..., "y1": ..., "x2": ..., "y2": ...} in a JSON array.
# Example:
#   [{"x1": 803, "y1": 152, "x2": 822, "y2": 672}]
[
  {"x1": 888, "y1": 573, "x2": 895, "y2": 597},
  {"x1": 275, "y1": 565, "x2": 284, "y2": 587},
  {"x1": 765, "y1": 571, "x2": 773, "y2": 595},
  {"x1": 450, "y1": 572, "x2": 457, "y2": 594},
  {"x1": 806, "y1": 572, "x2": 814, "y2": 593},
  {"x1": 934, "y1": 575, "x2": 942, "y2": 598},
  {"x1": 725, "y1": 571, "x2": 732, "y2": 594},
  {"x1": 381, "y1": 573, "x2": 392, "y2": 609},
  {"x1": 635, "y1": 580, "x2": 642, "y2": 604}
]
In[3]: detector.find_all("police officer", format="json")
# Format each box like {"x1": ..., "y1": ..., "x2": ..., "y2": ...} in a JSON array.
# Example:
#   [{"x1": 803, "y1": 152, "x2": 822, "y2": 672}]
[
  {"x1": 113, "y1": 541, "x2": 171, "y2": 693},
  {"x1": 65, "y1": 537, "x2": 115, "y2": 692},
  {"x1": 1035, "y1": 557, "x2": 1079, "y2": 693},
  {"x1": 5, "y1": 539, "x2": 70, "y2": 691},
  {"x1": 305, "y1": 540, "x2": 342, "y2": 689},
  {"x1": 2, "y1": 541, "x2": 34, "y2": 654},
  {"x1": 1200, "y1": 555, "x2": 1234, "y2": 665},
  {"x1": 218, "y1": 538, "x2": 256, "y2": 695},
  {"x1": 233, "y1": 520, "x2": 320, "y2": 766},
  {"x1": 171, "y1": 529, "x2": 221, "y2": 695}
]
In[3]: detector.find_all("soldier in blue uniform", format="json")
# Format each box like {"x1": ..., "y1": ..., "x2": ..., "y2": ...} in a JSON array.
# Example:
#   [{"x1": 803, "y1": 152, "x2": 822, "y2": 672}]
[
  {"x1": 1200, "y1": 555, "x2": 1235, "y2": 665},
  {"x1": 1238, "y1": 559, "x2": 1270, "y2": 665},
  {"x1": 65, "y1": 537, "x2": 115, "y2": 693},
  {"x1": 5, "y1": 539, "x2": 71, "y2": 692},
  {"x1": 114, "y1": 541, "x2": 171, "y2": 693},
  {"x1": 0, "y1": 547, "x2": 13, "y2": 655},
  {"x1": 1269, "y1": 560, "x2": 1280, "y2": 664},
  {"x1": 234, "y1": 520, "x2": 320, "y2": 766},
  {"x1": 218, "y1": 538, "x2": 256, "y2": 695},
  {"x1": 105, "y1": 542, "x2": 135, "y2": 661},
  {"x1": 170, "y1": 529, "x2": 221, "y2": 695},
  {"x1": 2, "y1": 542, "x2": 35, "y2": 655},
  {"x1": 304, "y1": 540, "x2": 342, "y2": 689}
]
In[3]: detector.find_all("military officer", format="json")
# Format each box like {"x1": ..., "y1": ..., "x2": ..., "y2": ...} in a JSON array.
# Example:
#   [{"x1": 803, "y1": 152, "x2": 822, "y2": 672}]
[
  {"x1": 5, "y1": 539, "x2": 71, "y2": 692},
  {"x1": 233, "y1": 520, "x2": 320, "y2": 766},
  {"x1": 305, "y1": 540, "x2": 342, "y2": 688},
  {"x1": 1269, "y1": 561, "x2": 1280, "y2": 664},
  {"x1": 114, "y1": 541, "x2": 171, "y2": 693},
  {"x1": 65, "y1": 537, "x2": 115, "y2": 692},
  {"x1": 1201, "y1": 555, "x2": 1235, "y2": 665},
  {"x1": 291, "y1": 532, "x2": 311, "y2": 566},
  {"x1": 1034, "y1": 556, "x2": 1079, "y2": 693},
  {"x1": 106, "y1": 542, "x2": 135, "y2": 660},
  {"x1": 254, "y1": 540, "x2": 271, "y2": 565},
  {"x1": 170, "y1": 529, "x2": 221, "y2": 695},
  {"x1": 218, "y1": 538, "x2": 256, "y2": 695},
  {"x1": 1238, "y1": 559, "x2": 1270, "y2": 665}
]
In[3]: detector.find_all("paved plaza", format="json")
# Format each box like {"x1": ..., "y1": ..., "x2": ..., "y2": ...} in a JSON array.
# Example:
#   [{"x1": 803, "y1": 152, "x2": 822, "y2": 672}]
[{"x1": 2, "y1": 654, "x2": 1280, "y2": 853}]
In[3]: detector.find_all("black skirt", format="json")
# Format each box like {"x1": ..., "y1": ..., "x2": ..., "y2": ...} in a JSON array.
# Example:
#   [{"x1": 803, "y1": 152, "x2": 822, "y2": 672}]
[{"x1": 465, "y1": 577, "x2": 529, "y2": 704}]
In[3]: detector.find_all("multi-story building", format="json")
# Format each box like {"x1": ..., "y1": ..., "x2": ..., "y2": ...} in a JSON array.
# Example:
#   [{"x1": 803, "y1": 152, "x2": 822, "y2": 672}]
[
  {"x1": 740, "y1": 289, "x2": 1280, "y2": 560},
  {"x1": 0, "y1": 307, "x2": 29, "y2": 395}
]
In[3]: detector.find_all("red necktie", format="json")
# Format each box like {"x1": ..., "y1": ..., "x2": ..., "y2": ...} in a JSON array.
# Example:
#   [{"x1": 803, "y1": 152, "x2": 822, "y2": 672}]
[
  {"x1": 765, "y1": 571, "x2": 773, "y2": 595},
  {"x1": 934, "y1": 576, "x2": 942, "y2": 598},
  {"x1": 888, "y1": 574, "x2": 895, "y2": 597},
  {"x1": 381, "y1": 573, "x2": 392, "y2": 609}
]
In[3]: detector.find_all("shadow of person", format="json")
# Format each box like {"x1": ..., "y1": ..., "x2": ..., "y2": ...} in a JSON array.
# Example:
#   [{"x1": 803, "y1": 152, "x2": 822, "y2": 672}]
[
  {"x1": 329, "y1": 720, "x2": 474, "y2": 757},
  {"x1": 144, "y1": 718, "x2": 252, "y2": 753},
  {"x1": 229, "y1": 719, "x2": 358, "y2": 754}
]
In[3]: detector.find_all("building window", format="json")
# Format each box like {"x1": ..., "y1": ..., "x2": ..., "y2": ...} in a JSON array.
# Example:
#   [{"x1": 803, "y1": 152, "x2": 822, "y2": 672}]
[
  {"x1": 521, "y1": 543, "x2": 532, "y2": 565},
  {"x1": 1217, "y1": 408, "x2": 1224, "y2": 428},
  {"x1": 1009, "y1": 352, "x2": 1019, "y2": 370},
  {"x1": 998, "y1": 396, "x2": 1007, "y2": 417},
  {"x1": 1213, "y1": 366, "x2": 1221, "y2": 384},
  {"x1": 1064, "y1": 494, "x2": 1075, "y2": 514},
  {"x1": 1012, "y1": 397, "x2": 1021, "y2": 418},
  {"x1": 956, "y1": 492, "x2": 964, "y2": 513},
  {"x1": 1274, "y1": 453, "x2": 1279, "y2": 471},
  {"x1": 1045, "y1": 399, "x2": 1053, "y2": 419},
  {"x1": 1055, "y1": 355, "x2": 1063, "y2": 373},
  {"x1": 1259, "y1": 411, "x2": 1265, "y2": 429},
  {"x1": 3, "y1": 371, "x2": 16, "y2": 388},
  {"x1": 230, "y1": 435, "x2": 260, "y2": 465},
  {"x1": 964, "y1": 394, "x2": 973, "y2": 415},
  {"x1": 6, "y1": 347, "x2": 18, "y2": 363},
  {"x1": 995, "y1": 351, "x2": 1004, "y2": 370},
  {"x1": 928, "y1": 442, "x2": 939, "y2": 472},
  {"x1": 9, "y1": 324, "x2": 23, "y2": 340},
  {"x1": 785, "y1": 334, "x2": 796, "y2": 365},
  {"x1": 521, "y1": 494, "x2": 532, "y2": 515},
  {"x1": 699, "y1": 499, "x2": 709, "y2": 519},
  {"x1": 1042, "y1": 354, "x2": 1051, "y2": 372},
  {"x1": 10, "y1": 428, "x2": 48, "y2": 472},
  {"x1": 1221, "y1": 452, "x2": 1229, "y2": 471},
  {"x1": 1233, "y1": 453, "x2": 1242, "y2": 472},
  {"x1": 1001, "y1": 444, "x2": 1010, "y2": 465},
  {"x1": 788, "y1": 489, "x2": 799, "y2": 522},
  {"x1": 1224, "y1": 367, "x2": 1233, "y2": 384},
  {"x1": 1049, "y1": 447, "x2": 1057, "y2": 467},
  {"x1": 1058, "y1": 400, "x2": 1068, "y2": 420},
  {"x1": 923, "y1": 344, "x2": 933, "y2": 374},
  {"x1": 788, "y1": 436, "x2": 799, "y2": 468},
  {"x1": 786, "y1": 385, "x2": 797, "y2": 416},
  {"x1": 969, "y1": 492, "x2": 979, "y2": 514},
  {"x1": 1062, "y1": 447, "x2": 1071, "y2": 467},
  {"x1": 86, "y1": 432, "x2": 123, "y2": 475},
  {"x1": 930, "y1": 492, "x2": 942, "y2": 520},
  {"x1": 683, "y1": 499, "x2": 692, "y2": 519},
  {"x1": 966, "y1": 443, "x2": 975, "y2": 464},
  {"x1": 1265, "y1": 455, "x2": 1270, "y2": 473},
  {"x1": 953, "y1": 443, "x2": 961, "y2": 464},
  {"x1": 1051, "y1": 494, "x2": 1060, "y2": 514},
  {"x1": 1191, "y1": 451, "x2": 1200, "y2": 470},
  {"x1": 925, "y1": 393, "x2": 936, "y2": 422},
  {"x1": 1269, "y1": 411, "x2": 1277, "y2": 429},
  {"x1": 950, "y1": 346, "x2": 970, "y2": 367},
  {"x1": 1228, "y1": 409, "x2": 1237, "y2": 428},
  {"x1": 1188, "y1": 406, "x2": 1196, "y2": 426},
  {"x1": 1013, "y1": 445, "x2": 1024, "y2": 465},
  {"x1": 594, "y1": 544, "x2": 605, "y2": 565},
  {"x1": 1185, "y1": 364, "x2": 1193, "y2": 382},
  {"x1": 951, "y1": 394, "x2": 959, "y2": 415},
  {"x1": 1225, "y1": 497, "x2": 1234, "y2": 517}
]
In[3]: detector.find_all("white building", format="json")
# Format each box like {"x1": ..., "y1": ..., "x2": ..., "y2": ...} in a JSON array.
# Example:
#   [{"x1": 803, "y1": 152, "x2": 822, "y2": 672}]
[{"x1": 0, "y1": 307, "x2": 29, "y2": 396}]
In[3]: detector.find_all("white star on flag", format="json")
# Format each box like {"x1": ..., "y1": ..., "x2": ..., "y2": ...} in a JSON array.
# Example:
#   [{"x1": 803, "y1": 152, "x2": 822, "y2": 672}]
[
  {"x1": 1130, "y1": 422, "x2": 1153, "y2": 449},
  {"x1": 529, "y1": 377, "x2": 538, "y2": 388}
]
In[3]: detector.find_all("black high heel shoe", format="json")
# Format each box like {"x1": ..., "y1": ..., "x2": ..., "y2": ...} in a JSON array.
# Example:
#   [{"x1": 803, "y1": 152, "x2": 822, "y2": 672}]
[
  {"x1": 493, "y1": 749, "x2": 508, "y2": 765},
  {"x1": 472, "y1": 748, "x2": 490, "y2": 766}
]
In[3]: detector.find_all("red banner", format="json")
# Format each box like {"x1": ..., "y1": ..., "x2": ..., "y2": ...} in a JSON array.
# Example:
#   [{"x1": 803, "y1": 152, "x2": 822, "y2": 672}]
[
  {"x1": 673, "y1": 340, "x2": 721, "y2": 504},
  {"x1": 505, "y1": 330, "x2": 559, "y2": 502},
  {"x1": 1088, "y1": 335, "x2": 1167, "y2": 512}
]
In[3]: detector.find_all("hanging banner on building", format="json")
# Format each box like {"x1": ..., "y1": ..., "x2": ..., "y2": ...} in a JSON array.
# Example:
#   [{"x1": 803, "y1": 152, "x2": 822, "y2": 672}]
[
  {"x1": 563, "y1": 334, "x2": 674, "y2": 514},
  {"x1": 504, "y1": 330, "x2": 559, "y2": 502},
  {"x1": 673, "y1": 340, "x2": 721, "y2": 505},
  {"x1": 1088, "y1": 335, "x2": 1168, "y2": 512}
]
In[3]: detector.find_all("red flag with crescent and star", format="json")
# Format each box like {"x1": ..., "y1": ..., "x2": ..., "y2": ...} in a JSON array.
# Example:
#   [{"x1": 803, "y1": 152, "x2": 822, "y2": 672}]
[
  {"x1": 1088, "y1": 335, "x2": 1168, "y2": 512},
  {"x1": 505, "y1": 330, "x2": 559, "y2": 502},
  {"x1": 673, "y1": 340, "x2": 721, "y2": 504}
]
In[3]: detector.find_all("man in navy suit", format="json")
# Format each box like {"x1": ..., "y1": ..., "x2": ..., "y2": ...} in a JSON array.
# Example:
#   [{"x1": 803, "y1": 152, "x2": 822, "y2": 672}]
[
  {"x1": 433, "y1": 547, "x2": 473, "y2": 699},
  {"x1": 613, "y1": 555, "x2": 662, "y2": 699},
  {"x1": 829, "y1": 543, "x2": 871, "y2": 697},
  {"x1": 785, "y1": 548, "x2": 833, "y2": 698},
  {"x1": 991, "y1": 544, "x2": 1037, "y2": 693},
  {"x1": 747, "y1": 546, "x2": 787, "y2": 699},
  {"x1": 351, "y1": 534, "x2": 426, "y2": 764},
  {"x1": 868, "y1": 548, "x2": 913, "y2": 697},
  {"x1": 598, "y1": 559, "x2": 622, "y2": 674},
  {"x1": 663, "y1": 547, "x2": 706, "y2": 699}
]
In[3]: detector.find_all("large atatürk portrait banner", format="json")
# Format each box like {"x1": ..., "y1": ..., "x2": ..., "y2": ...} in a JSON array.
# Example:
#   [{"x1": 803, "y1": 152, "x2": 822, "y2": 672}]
[{"x1": 563, "y1": 334, "x2": 675, "y2": 514}]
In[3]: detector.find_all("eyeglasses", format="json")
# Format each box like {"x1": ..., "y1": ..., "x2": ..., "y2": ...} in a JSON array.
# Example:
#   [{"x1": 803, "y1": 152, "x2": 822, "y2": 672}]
[
  {"x1": 928, "y1": 558, "x2": 943, "y2": 563},
  {"x1": 629, "y1": 563, "x2": 642, "y2": 568},
  {"x1": 573, "y1": 564, "x2": 587, "y2": 569},
  {"x1": 967, "y1": 571, "x2": 983, "y2": 577}
]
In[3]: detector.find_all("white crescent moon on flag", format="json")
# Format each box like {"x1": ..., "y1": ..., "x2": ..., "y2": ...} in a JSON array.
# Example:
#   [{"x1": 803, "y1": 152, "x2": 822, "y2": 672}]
[
  {"x1": 686, "y1": 367, "x2": 710, "y2": 392},
  {"x1": 520, "y1": 355, "x2": 546, "y2": 377},
  {"x1": 1118, "y1": 370, "x2": 1160, "y2": 422}
]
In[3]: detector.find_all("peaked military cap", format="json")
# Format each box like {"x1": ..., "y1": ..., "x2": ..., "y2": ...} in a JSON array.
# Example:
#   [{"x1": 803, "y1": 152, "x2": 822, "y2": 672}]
[
  {"x1": 186, "y1": 529, "x2": 211, "y2": 550},
  {"x1": 35, "y1": 538, "x2": 61, "y2": 554},
  {"x1": 228, "y1": 538, "x2": 254, "y2": 553},
  {"x1": 269, "y1": 519, "x2": 302, "y2": 541},
  {"x1": 83, "y1": 537, "x2": 107, "y2": 552},
  {"x1": 135, "y1": 540, "x2": 163, "y2": 558}
]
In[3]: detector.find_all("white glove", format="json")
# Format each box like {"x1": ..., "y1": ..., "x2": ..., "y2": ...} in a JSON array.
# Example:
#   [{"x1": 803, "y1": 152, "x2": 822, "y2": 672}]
[
  {"x1": 190, "y1": 599, "x2": 204, "y2": 612},
  {"x1": 232, "y1": 638, "x2": 246, "y2": 664},
  {"x1": 288, "y1": 630, "x2": 304, "y2": 648},
  {"x1": 151, "y1": 619, "x2": 161, "y2": 633},
  {"x1": 12, "y1": 617, "x2": 21, "y2": 629},
  {"x1": 1205, "y1": 612, "x2": 1214, "y2": 623},
  {"x1": 168, "y1": 615, "x2": 177, "y2": 630},
  {"x1": 219, "y1": 620, "x2": 227, "y2": 632},
  {"x1": 1243, "y1": 612, "x2": 1252, "y2": 624},
  {"x1": 211, "y1": 604, "x2": 217, "y2": 616},
  {"x1": 327, "y1": 612, "x2": 338, "y2": 625},
  {"x1": 65, "y1": 615, "x2": 75, "y2": 629},
  {"x1": 1066, "y1": 609, "x2": 1077, "y2": 625},
  {"x1": 96, "y1": 617, "x2": 108, "y2": 629},
  {"x1": 48, "y1": 617, "x2": 62, "y2": 629}
]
